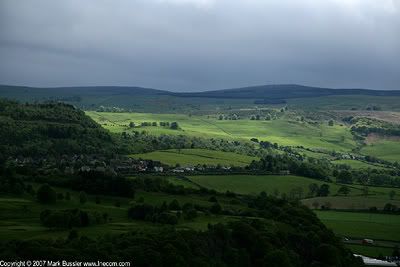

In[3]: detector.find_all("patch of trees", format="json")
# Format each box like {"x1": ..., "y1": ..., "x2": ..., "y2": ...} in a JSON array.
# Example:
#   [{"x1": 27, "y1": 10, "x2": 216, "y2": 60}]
[
  {"x1": 254, "y1": 99, "x2": 286, "y2": 104},
  {"x1": 128, "y1": 198, "x2": 231, "y2": 225},
  {"x1": 249, "y1": 154, "x2": 331, "y2": 181},
  {"x1": 128, "y1": 203, "x2": 178, "y2": 225},
  {"x1": 128, "y1": 121, "x2": 179, "y2": 130},
  {"x1": 383, "y1": 203, "x2": 400, "y2": 214},
  {"x1": 118, "y1": 131, "x2": 261, "y2": 157},
  {"x1": 0, "y1": 99, "x2": 117, "y2": 157},
  {"x1": 218, "y1": 114, "x2": 239, "y2": 120},
  {"x1": 34, "y1": 171, "x2": 213, "y2": 200},
  {"x1": 250, "y1": 153, "x2": 400, "y2": 188},
  {"x1": 96, "y1": 106, "x2": 127, "y2": 112},
  {"x1": 37, "y1": 184, "x2": 57, "y2": 204},
  {"x1": 0, "y1": 173, "x2": 26, "y2": 195},
  {"x1": 350, "y1": 117, "x2": 400, "y2": 137},
  {"x1": 308, "y1": 183, "x2": 330, "y2": 197},
  {"x1": 51, "y1": 170, "x2": 136, "y2": 198},
  {"x1": 345, "y1": 168, "x2": 400, "y2": 188},
  {"x1": 40, "y1": 209, "x2": 107, "y2": 228},
  {"x1": 366, "y1": 105, "x2": 382, "y2": 111}
]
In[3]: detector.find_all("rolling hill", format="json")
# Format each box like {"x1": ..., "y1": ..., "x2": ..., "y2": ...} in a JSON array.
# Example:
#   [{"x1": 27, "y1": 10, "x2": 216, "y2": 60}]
[{"x1": 1, "y1": 84, "x2": 400, "y2": 112}]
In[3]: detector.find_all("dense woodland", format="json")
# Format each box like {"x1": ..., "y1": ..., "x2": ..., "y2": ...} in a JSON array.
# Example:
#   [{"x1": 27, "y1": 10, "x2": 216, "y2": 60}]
[{"x1": 0, "y1": 100, "x2": 117, "y2": 157}]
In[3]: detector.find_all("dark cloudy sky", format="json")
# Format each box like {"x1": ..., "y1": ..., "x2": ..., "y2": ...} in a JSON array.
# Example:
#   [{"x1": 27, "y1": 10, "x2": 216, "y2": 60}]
[{"x1": 0, "y1": 0, "x2": 399, "y2": 91}]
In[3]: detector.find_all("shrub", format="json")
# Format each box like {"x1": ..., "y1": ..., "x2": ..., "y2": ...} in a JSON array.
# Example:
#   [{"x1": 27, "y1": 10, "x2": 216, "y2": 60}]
[{"x1": 37, "y1": 184, "x2": 57, "y2": 204}]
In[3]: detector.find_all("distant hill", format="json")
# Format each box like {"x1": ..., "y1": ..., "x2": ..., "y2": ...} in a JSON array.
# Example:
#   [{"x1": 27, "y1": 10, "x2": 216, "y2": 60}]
[
  {"x1": 0, "y1": 85, "x2": 167, "y2": 101},
  {"x1": 1, "y1": 84, "x2": 399, "y2": 101},
  {"x1": 1, "y1": 84, "x2": 399, "y2": 112},
  {"x1": 172, "y1": 84, "x2": 400, "y2": 99}
]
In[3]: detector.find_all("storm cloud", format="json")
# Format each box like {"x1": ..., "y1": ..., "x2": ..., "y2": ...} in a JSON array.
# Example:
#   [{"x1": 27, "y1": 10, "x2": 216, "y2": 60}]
[{"x1": 0, "y1": 0, "x2": 399, "y2": 91}]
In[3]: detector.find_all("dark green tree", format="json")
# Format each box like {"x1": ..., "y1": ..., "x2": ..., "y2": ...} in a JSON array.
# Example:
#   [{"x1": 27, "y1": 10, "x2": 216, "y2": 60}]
[
  {"x1": 79, "y1": 191, "x2": 87, "y2": 205},
  {"x1": 37, "y1": 184, "x2": 57, "y2": 204}
]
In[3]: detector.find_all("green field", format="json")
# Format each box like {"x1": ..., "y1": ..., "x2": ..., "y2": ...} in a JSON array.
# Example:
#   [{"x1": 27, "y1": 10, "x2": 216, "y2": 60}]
[
  {"x1": 332, "y1": 159, "x2": 390, "y2": 170},
  {"x1": 166, "y1": 177, "x2": 200, "y2": 189},
  {"x1": 303, "y1": 196, "x2": 400, "y2": 210},
  {"x1": 315, "y1": 210, "x2": 400, "y2": 242},
  {"x1": 187, "y1": 174, "x2": 400, "y2": 198},
  {"x1": 87, "y1": 111, "x2": 357, "y2": 152},
  {"x1": 288, "y1": 95, "x2": 400, "y2": 111},
  {"x1": 186, "y1": 174, "x2": 400, "y2": 209},
  {"x1": 296, "y1": 148, "x2": 334, "y2": 160},
  {"x1": 361, "y1": 140, "x2": 400, "y2": 163},
  {"x1": 345, "y1": 244, "x2": 394, "y2": 258},
  {"x1": 187, "y1": 174, "x2": 343, "y2": 196},
  {"x1": 132, "y1": 149, "x2": 257, "y2": 167}
]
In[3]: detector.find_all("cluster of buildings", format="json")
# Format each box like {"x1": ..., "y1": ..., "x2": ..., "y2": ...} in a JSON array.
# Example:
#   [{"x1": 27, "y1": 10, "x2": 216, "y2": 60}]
[
  {"x1": 10, "y1": 155, "x2": 164, "y2": 176},
  {"x1": 11, "y1": 155, "x2": 238, "y2": 176}
]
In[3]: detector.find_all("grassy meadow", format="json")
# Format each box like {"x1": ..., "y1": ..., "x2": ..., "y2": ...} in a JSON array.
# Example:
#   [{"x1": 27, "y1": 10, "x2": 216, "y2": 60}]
[
  {"x1": 87, "y1": 111, "x2": 357, "y2": 152},
  {"x1": 361, "y1": 139, "x2": 400, "y2": 163},
  {"x1": 315, "y1": 210, "x2": 400, "y2": 242},
  {"x1": 132, "y1": 148, "x2": 257, "y2": 167},
  {"x1": 332, "y1": 159, "x2": 390, "y2": 170},
  {"x1": 187, "y1": 174, "x2": 341, "y2": 196},
  {"x1": 287, "y1": 95, "x2": 400, "y2": 111},
  {"x1": 183, "y1": 174, "x2": 400, "y2": 210},
  {"x1": 303, "y1": 196, "x2": 400, "y2": 210}
]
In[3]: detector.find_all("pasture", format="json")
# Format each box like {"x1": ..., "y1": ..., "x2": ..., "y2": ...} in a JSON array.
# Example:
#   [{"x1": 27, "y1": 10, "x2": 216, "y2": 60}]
[
  {"x1": 361, "y1": 139, "x2": 400, "y2": 163},
  {"x1": 302, "y1": 196, "x2": 400, "y2": 210},
  {"x1": 87, "y1": 111, "x2": 357, "y2": 152},
  {"x1": 132, "y1": 148, "x2": 257, "y2": 167},
  {"x1": 332, "y1": 159, "x2": 390, "y2": 170},
  {"x1": 345, "y1": 244, "x2": 394, "y2": 258},
  {"x1": 187, "y1": 174, "x2": 400, "y2": 209},
  {"x1": 187, "y1": 174, "x2": 343, "y2": 196},
  {"x1": 315, "y1": 210, "x2": 400, "y2": 242},
  {"x1": 287, "y1": 95, "x2": 400, "y2": 111}
]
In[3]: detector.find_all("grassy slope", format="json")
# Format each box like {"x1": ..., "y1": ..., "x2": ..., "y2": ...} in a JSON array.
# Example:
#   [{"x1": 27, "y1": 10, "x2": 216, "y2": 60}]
[
  {"x1": 345, "y1": 244, "x2": 394, "y2": 258},
  {"x1": 187, "y1": 174, "x2": 400, "y2": 209},
  {"x1": 332, "y1": 159, "x2": 389, "y2": 170},
  {"x1": 303, "y1": 196, "x2": 400, "y2": 210},
  {"x1": 188, "y1": 175, "x2": 343, "y2": 195},
  {"x1": 315, "y1": 210, "x2": 400, "y2": 241},
  {"x1": 0, "y1": 187, "x2": 245, "y2": 240},
  {"x1": 361, "y1": 140, "x2": 400, "y2": 163},
  {"x1": 87, "y1": 111, "x2": 357, "y2": 152},
  {"x1": 132, "y1": 149, "x2": 257, "y2": 167},
  {"x1": 288, "y1": 95, "x2": 400, "y2": 111}
]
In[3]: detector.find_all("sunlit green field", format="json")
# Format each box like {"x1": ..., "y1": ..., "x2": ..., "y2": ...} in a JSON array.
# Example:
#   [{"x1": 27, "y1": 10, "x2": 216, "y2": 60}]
[
  {"x1": 87, "y1": 111, "x2": 357, "y2": 151},
  {"x1": 332, "y1": 159, "x2": 389, "y2": 170},
  {"x1": 132, "y1": 149, "x2": 257, "y2": 167},
  {"x1": 361, "y1": 140, "x2": 400, "y2": 163}
]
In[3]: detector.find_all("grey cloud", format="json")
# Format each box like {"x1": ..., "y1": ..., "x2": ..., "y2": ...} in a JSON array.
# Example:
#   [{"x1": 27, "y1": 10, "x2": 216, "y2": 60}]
[{"x1": 0, "y1": 0, "x2": 399, "y2": 91}]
